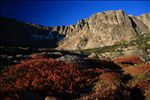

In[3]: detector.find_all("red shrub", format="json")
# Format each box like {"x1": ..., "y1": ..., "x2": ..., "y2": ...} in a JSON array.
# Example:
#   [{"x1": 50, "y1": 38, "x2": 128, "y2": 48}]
[
  {"x1": 124, "y1": 64, "x2": 150, "y2": 77},
  {"x1": 136, "y1": 80, "x2": 150, "y2": 92},
  {"x1": 90, "y1": 72, "x2": 123, "y2": 100},
  {"x1": 99, "y1": 72, "x2": 121, "y2": 81},
  {"x1": 113, "y1": 55, "x2": 144, "y2": 65},
  {"x1": 0, "y1": 58, "x2": 103, "y2": 99},
  {"x1": 92, "y1": 89, "x2": 124, "y2": 100}
]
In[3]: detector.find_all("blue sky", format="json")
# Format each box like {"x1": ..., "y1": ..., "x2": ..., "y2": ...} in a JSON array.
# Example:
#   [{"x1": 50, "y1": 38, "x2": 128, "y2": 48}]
[{"x1": 0, "y1": 0, "x2": 150, "y2": 26}]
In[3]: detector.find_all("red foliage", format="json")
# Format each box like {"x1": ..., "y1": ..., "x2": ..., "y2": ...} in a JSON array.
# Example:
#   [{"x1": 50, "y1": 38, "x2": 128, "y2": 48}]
[
  {"x1": 99, "y1": 72, "x2": 121, "y2": 81},
  {"x1": 0, "y1": 58, "x2": 103, "y2": 99},
  {"x1": 84, "y1": 71, "x2": 124, "y2": 100},
  {"x1": 90, "y1": 89, "x2": 122, "y2": 100},
  {"x1": 124, "y1": 64, "x2": 150, "y2": 76},
  {"x1": 1, "y1": 56, "x2": 148, "y2": 99},
  {"x1": 113, "y1": 55, "x2": 144, "y2": 65},
  {"x1": 136, "y1": 80, "x2": 150, "y2": 92},
  {"x1": 86, "y1": 72, "x2": 123, "y2": 100}
]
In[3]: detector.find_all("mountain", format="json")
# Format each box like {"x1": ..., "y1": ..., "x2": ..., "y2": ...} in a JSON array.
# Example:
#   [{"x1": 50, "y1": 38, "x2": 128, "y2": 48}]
[
  {"x1": 0, "y1": 17, "x2": 64, "y2": 48},
  {"x1": 49, "y1": 10, "x2": 150, "y2": 50},
  {"x1": 0, "y1": 10, "x2": 150, "y2": 50}
]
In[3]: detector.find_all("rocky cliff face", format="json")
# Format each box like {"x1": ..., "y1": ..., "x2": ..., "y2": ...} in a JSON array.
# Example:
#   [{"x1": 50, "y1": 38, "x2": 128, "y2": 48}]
[
  {"x1": 49, "y1": 10, "x2": 150, "y2": 50},
  {"x1": 136, "y1": 14, "x2": 150, "y2": 31}
]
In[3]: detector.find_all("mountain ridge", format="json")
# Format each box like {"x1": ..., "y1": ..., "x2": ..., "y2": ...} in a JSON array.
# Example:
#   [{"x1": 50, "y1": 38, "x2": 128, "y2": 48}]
[
  {"x1": 48, "y1": 10, "x2": 150, "y2": 50},
  {"x1": 0, "y1": 10, "x2": 150, "y2": 50}
]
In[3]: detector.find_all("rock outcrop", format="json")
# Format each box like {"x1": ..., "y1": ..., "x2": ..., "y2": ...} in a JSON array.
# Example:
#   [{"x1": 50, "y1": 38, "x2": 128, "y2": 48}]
[{"x1": 48, "y1": 10, "x2": 150, "y2": 50}]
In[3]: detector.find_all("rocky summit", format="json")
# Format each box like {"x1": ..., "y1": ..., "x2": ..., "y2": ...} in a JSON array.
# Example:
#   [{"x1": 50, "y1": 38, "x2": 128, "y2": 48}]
[{"x1": 49, "y1": 10, "x2": 150, "y2": 50}]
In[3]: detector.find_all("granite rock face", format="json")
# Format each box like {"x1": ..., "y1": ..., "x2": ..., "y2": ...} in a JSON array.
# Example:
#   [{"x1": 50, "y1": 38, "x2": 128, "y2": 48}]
[
  {"x1": 136, "y1": 14, "x2": 150, "y2": 31},
  {"x1": 49, "y1": 10, "x2": 150, "y2": 50}
]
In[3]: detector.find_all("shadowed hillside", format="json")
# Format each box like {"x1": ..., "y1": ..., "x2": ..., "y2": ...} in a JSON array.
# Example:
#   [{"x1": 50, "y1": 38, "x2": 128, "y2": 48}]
[{"x1": 0, "y1": 17, "x2": 58, "y2": 48}]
